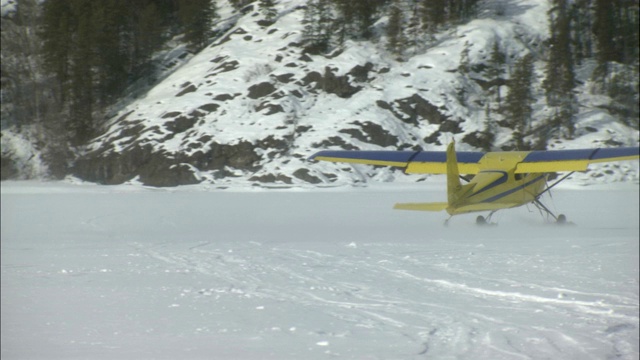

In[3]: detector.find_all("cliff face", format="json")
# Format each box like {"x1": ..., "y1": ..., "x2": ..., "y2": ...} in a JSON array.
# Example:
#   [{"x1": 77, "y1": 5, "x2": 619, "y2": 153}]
[{"x1": 70, "y1": 1, "x2": 639, "y2": 187}]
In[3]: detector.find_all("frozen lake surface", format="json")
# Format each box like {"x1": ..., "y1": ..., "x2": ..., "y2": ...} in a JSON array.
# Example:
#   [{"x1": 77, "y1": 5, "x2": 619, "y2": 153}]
[{"x1": 1, "y1": 181, "x2": 639, "y2": 359}]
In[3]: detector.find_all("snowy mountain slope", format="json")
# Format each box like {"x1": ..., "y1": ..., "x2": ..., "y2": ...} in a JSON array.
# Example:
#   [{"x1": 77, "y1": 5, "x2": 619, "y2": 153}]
[{"x1": 71, "y1": 0, "x2": 639, "y2": 187}]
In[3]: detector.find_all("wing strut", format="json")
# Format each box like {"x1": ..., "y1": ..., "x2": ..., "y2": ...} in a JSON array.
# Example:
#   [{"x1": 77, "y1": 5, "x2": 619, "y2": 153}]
[
  {"x1": 533, "y1": 198, "x2": 558, "y2": 221},
  {"x1": 535, "y1": 171, "x2": 575, "y2": 200},
  {"x1": 531, "y1": 171, "x2": 575, "y2": 223}
]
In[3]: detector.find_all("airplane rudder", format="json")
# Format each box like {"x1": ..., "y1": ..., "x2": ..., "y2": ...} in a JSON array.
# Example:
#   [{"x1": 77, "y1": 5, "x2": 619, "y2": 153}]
[{"x1": 446, "y1": 141, "x2": 462, "y2": 204}]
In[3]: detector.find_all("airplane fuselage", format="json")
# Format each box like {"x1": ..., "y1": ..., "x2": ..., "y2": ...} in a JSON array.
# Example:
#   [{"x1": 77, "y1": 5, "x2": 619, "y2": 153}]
[
  {"x1": 447, "y1": 170, "x2": 547, "y2": 215},
  {"x1": 445, "y1": 150, "x2": 548, "y2": 215}
]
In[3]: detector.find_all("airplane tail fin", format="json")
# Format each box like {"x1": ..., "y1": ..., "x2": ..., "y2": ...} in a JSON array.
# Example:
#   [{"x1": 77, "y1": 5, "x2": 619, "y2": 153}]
[
  {"x1": 446, "y1": 141, "x2": 463, "y2": 205},
  {"x1": 393, "y1": 142, "x2": 463, "y2": 211},
  {"x1": 392, "y1": 142, "x2": 468, "y2": 213}
]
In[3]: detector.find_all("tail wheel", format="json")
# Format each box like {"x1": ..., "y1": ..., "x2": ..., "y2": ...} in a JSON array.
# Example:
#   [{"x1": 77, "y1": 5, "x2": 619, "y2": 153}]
[{"x1": 476, "y1": 215, "x2": 487, "y2": 225}]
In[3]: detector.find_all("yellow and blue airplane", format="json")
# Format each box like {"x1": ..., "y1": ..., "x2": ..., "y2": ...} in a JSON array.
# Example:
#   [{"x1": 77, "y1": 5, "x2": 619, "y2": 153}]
[{"x1": 310, "y1": 142, "x2": 639, "y2": 224}]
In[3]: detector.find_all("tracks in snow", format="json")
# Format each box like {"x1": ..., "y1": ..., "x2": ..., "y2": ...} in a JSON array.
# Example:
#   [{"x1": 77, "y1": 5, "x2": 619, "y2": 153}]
[{"x1": 134, "y1": 239, "x2": 639, "y2": 359}]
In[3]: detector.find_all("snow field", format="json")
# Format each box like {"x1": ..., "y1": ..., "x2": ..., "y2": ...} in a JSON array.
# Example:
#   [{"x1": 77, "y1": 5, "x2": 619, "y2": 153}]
[{"x1": 1, "y1": 181, "x2": 639, "y2": 359}]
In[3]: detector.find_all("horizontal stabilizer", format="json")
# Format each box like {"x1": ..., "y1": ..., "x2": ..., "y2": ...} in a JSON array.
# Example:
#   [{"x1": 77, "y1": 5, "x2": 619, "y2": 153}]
[
  {"x1": 394, "y1": 202, "x2": 448, "y2": 211},
  {"x1": 453, "y1": 203, "x2": 520, "y2": 213}
]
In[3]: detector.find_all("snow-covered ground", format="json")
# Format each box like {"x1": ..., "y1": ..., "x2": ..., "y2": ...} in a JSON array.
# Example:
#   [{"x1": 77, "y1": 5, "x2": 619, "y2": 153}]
[{"x1": 1, "y1": 181, "x2": 638, "y2": 359}]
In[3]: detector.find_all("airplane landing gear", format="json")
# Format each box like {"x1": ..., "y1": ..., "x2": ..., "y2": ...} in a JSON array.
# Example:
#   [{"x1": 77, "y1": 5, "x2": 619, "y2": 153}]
[
  {"x1": 476, "y1": 211, "x2": 497, "y2": 226},
  {"x1": 556, "y1": 214, "x2": 567, "y2": 224},
  {"x1": 533, "y1": 199, "x2": 572, "y2": 225},
  {"x1": 533, "y1": 172, "x2": 575, "y2": 225}
]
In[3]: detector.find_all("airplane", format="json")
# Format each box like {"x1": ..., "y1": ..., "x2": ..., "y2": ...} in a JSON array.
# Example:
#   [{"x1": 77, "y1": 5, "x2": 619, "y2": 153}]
[{"x1": 309, "y1": 142, "x2": 640, "y2": 225}]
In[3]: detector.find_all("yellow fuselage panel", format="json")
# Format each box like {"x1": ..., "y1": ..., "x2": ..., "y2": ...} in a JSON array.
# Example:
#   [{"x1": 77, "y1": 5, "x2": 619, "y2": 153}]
[
  {"x1": 446, "y1": 170, "x2": 546, "y2": 215},
  {"x1": 478, "y1": 151, "x2": 529, "y2": 169}
]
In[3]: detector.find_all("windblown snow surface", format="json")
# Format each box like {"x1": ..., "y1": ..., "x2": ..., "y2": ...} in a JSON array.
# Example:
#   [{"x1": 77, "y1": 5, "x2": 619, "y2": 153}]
[{"x1": 1, "y1": 180, "x2": 639, "y2": 359}]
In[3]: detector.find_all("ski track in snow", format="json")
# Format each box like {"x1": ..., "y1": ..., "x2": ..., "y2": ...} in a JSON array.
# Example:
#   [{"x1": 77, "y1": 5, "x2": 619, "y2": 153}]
[{"x1": 1, "y1": 182, "x2": 639, "y2": 359}]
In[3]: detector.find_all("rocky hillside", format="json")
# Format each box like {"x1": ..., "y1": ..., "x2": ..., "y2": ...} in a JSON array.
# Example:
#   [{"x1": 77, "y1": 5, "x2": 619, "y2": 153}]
[{"x1": 68, "y1": 0, "x2": 638, "y2": 187}]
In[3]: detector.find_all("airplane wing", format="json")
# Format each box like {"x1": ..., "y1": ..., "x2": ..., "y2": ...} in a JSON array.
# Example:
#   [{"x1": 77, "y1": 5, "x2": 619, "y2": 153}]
[
  {"x1": 310, "y1": 146, "x2": 638, "y2": 174},
  {"x1": 514, "y1": 147, "x2": 640, "y2": 173},
  {"x1": 309, "y1": 150, "x2": 485, "y2": 174}
]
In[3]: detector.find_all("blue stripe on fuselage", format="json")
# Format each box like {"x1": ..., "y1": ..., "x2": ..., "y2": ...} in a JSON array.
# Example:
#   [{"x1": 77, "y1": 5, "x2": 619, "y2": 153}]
[
  {"x1": 469, "y1": 171, "x2": 508, "y2": 197},
  {"x1": 481, "y1": 175, "x2": 546, "y2": 203}
]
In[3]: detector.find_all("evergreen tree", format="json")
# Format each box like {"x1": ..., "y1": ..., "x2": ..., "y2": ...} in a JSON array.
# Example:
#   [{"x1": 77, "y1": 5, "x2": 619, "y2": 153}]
[
  {"x1": 386, "y1": 1, "x2": 406, "y2": 58},
  {"x1": 178, "y1": 0, "x2": 217, "y2": 51},
  {"x1": 39, "y1": 0, "x2": 184, "y2": 146},
  {"x1": 592, "y1": 0, "x2": 617, "y2": 86},
  {"x1": 481, "y1": 103, "x2": 497, "y2": 151},
  {"x1": 413, "y1": 0, "x2": 478, "y2": 47},
  {"x1": 415, "y1": 1, "x2": 436, "y2": 43},
  {"x1": 2, "y1": 0, "x2": 47, "y2": 126},
  {"x1": 2, "y1": 0, "x2": 74, "y2": 176},
  {"x1": 405, "y1": 1, "x2": 422, "y2": 54},
  {"x1": 592, "y1": 0, "x2": 639, "y2": 87},
  {"x1": 458, "y1": 41, "x2": 472, "y2": 74},
  {"x1": 607, "y1": 65, "x2": 640, "y2": 128},
  {"x1": 620, "y1": 2, "x2": 640, "y2": 66},
  {"x1": 68, "y1": 0, "x2": 95, "y2": 145},
  {"x1": 420, "y1": 0, "x2": 447, "y2": 30},
  {"x1": 570, "y1": 0, "x2": 594, "y2": 64},
  {"x1": 449, "y1": 0, "x2": 479, "y2": 24},
  {"x1": 505, "y1": 54, "x2": 535, "y2": 149},
  {"x1": 485, "y1": 40, "x2": 506, "y2": 106},
  {"x1": 332, "y1": 0, "x2": 383, "y2": 42},
  {"x1": 41, "y1": 0, "x2": 73, "y2": 103},
  {"x1": 350, "y1": 0, "x2": 382, "y2": 39},
  {"x1": 92, "y1": 0, "x2": 130, "y2": 105},
  {"x1": 590, "y1": 0, "x2": 638, "y2": 129},
  {"x1": 301, "y1": 0, "x2": 333, "y2": 54},
  {"x1": 135, "y1": 2, "x2": 164, "y2": 70},
  {"x1": 543, "y1": 0, "x2": 577, "y2": 139},
  {"x1": 593, "y1": 0, "x2": 626, "y2": 64},
  {"x1": 331, "y1": 0, "x2": 355, "y2": 44}
]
